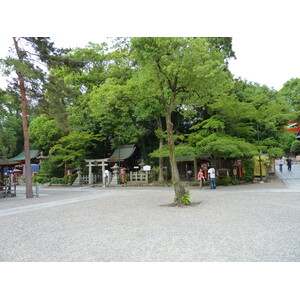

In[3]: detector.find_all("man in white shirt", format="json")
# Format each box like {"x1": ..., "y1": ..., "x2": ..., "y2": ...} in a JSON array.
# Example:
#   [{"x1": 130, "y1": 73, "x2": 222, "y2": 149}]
[{"x1": 208, "y1": 166, "x2": 216, "y2": 189}]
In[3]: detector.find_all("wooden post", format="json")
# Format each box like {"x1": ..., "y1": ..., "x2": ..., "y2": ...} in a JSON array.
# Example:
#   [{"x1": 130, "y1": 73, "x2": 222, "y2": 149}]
[
  {"x1": 101, "y1": 161, "x2": 108, "y2": 187},
  {"x1": 88, "y1": 162, "x2": 93, "y2": 185}
]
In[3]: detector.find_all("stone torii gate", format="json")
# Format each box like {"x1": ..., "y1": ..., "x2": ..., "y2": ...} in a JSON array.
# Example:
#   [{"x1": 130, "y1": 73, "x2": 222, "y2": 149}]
[{"x1": 85, "y1": 158, "x2": 108, "y2": 186}]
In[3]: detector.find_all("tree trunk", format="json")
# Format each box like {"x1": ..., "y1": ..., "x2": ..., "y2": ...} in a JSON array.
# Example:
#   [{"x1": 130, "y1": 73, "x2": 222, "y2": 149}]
[
  {"x1": 156, "y1": 117, "x2": 164, "y2": 183},
  {"x1": 13, "y1": 37, "x2": 34, "y2": 198},
  {"x1": 165, "y1": 107, "x2": 186, "y2": 205}
]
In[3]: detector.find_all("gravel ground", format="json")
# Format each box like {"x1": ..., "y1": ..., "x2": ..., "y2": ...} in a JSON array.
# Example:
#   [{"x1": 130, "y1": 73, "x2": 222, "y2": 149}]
[{"x1": 0, "y1": 176, "x2": 299, "y2": 262}]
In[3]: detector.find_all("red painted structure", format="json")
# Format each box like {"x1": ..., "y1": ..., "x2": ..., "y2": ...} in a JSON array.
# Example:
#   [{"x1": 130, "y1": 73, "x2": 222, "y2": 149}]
[{"x1": 278, "y1": 121, "x2": 300, "y2": 132}]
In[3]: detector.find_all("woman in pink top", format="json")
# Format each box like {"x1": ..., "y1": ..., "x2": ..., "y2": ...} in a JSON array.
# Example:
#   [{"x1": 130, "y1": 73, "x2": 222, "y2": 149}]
[{"x1": 197, "y1": 168, "x2": 205, "y2": 189}]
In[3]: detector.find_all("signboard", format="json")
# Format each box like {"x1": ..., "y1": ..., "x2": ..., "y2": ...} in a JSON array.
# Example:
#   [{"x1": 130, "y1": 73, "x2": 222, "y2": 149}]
[{"x1": 143, "y1": 165, "x2": 151, "y2": 171}]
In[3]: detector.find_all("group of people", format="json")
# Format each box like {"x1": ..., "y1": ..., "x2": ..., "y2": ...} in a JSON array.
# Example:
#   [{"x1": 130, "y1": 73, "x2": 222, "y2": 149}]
[
  {"x1": 279, "y1": 156, "x2": 293, "y2": 172},
  {"x1": 197, "y1": 167, "x2": 216, "y2": 190}
]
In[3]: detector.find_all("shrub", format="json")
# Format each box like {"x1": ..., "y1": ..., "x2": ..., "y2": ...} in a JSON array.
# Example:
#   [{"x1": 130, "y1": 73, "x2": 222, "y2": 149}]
[
  {"x1": 242, "y1": 158, "x2": 255, "y2": 182},
  {"x1": 230, "y1": 178, "x2": 239, "y2": 185},
  {"x1": 216, "y1": 177, "x2": 231, "y2": 186},
  {"x1": 50, "y1": 177, "x2": 68, "y2": 184},
  {"x1": 181, "y1": 190, "x2": 191, "y2": 205},
  {"x1": 39, "y1": 159, "x2": 64, "y2": 178},
  {"x1": 33, "y1": 175, "x2": 48, "y2": 184},
  {"x1": 174, "y1": 190, "x2": 191, "y2": 205},
  {"x1": 69, "y1": 173, "x2": 77, "y2": 184}
]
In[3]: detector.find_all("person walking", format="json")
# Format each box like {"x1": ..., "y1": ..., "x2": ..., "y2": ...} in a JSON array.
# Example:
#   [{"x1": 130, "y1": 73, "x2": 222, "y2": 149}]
[
  {"x1": 208, "y1": 166, "x2": 216, "y2": 189},
  {"x1": 279, "y1": 157, "x2": 284, "y2": 172},
  {"x1": 286, "y1": 156, "x2": 292, "y2": 171},
  {"x1": 197, "y1": 168, "x2": 205, "y2": 189},
  {"x1": 186, "y1": 169, "x2": 192, "y2": 181}
]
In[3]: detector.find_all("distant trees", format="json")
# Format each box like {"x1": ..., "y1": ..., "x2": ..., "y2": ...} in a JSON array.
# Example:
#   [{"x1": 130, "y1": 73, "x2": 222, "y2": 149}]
[
  {"x1": 28, "y1": 114, "x2": 63, "y2": 152},
  {"x1": 0, "y1": 37, "x2": 299, "y2": 203},
  {"x1": 0, "y1": 88, "x2": 23, "y2": 157},
  {"x1": 278, "y1": 78, "x2": 300, "y2": 113}
]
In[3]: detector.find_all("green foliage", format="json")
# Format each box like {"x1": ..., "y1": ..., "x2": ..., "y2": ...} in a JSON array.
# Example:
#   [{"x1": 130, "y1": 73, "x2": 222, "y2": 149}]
[
  {"x1": 33, "y1": 175, "x2": 48, "y2": 184},
  {"x1": 216, "y1": 177, "x2": 231, "y2": 186},
  {"x1": 0, "y1": 89, "x2": 23, "y2": 157},
  {"x1": 241, "y1": 158, "x2": 255, "y2": 182},
  {"x1": 149, "y1": 166, "x2": 169, "y2": 182},
  {"x1": 149, "y1": 144, "x2": 196, "y2": 158},
  {"x1": 267, "y1": 147, "x2": 285, "y2": 158},
  {"x1": 215, "y1": 177, "x2": 240, "y2": 186},
  {"x1": 69, "y1": 173, "x2": 78, "y2": 184},
  {"x1": 50, "y1": 177, "x2": 68, "y2": 184},
  {"x1": 50, "y1": 131, "x2": 103, "y2": 169},
  {"x1": 290, "y1": 140, "x2": 300, "y2": 154},
  {"x1": 278, "y1": 78, "x2": 300, "y2": 112},
  {"x1": 39, "y1": 159, "x2": 64, "y2": 178},
  {"x1": 174, "y1": 190, "x2": 191, "y2": 205},
  {"x1": 277, "y1": 131, "x2": 296, "y2": 152},
  {"x1": 196, "y1": 133, "x2": 257, "y2": 159},
  {"x1": 200, "y1": 117, "x2": 225, "y2": 132},
  {"x1": 28, "y1": 114, "x2": 63, "y2": 153}
]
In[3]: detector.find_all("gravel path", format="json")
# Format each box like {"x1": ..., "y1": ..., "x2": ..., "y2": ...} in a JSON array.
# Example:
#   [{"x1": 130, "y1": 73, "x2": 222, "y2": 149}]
[{"x1": 1, "y1": 171, "x2": 299, "y2": 262}]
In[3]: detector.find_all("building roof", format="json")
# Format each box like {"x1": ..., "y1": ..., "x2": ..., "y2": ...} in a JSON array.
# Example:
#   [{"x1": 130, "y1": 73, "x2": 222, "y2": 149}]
[
  {"x1": 0, "y1": 158, "x2": 17, "y2": 166},
  {"x1": 107, "y1": 144, "x2": 136, "y2": 162},
  {"x1": 176, "y1": 155, "x2": 195, "y2": 162},
  {"x1": 9, "y1": 150, "x2": 40, "y2": 161}
]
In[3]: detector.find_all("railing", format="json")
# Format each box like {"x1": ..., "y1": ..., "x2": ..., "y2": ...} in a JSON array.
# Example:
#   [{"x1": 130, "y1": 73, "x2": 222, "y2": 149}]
[
  {"x1": 81, "y1": 174, "x2": 101, "y2": 184},
  {"x1": 129, "y1": 171, "x2": 149, "y2": 183},
  {"x1": 0, "y1": 183, "x2": 17, "y2": 198}
]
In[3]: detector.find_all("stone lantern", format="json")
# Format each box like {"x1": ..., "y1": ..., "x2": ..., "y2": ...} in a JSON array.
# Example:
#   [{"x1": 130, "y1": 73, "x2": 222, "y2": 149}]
[
  {"x1": 110, "y1": 163, "x2": 119, "y2": 186},
  {"x1": 73, "y1": 166, "x2": 83, "y2": 186},
  {"x1": 138, "y1": 160, "x2": 145, "y2": 170}
]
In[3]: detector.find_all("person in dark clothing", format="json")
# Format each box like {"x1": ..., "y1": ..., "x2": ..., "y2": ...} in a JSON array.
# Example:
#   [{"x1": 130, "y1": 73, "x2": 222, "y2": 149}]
[
  {"x1": 286, "y1": 157, "x2": 292, "y2": 171},
  {"x1": 279, "y1": 157, "x2": 284, "y2": 172}
]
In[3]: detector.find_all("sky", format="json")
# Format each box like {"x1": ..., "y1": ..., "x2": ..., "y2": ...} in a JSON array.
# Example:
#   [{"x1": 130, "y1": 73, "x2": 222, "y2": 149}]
[
  {"x1": 1, "y1": 1, "x2": 300, "y2": 92},
  {"x1": 1, "y1": 35, "x2": 299, "y2": 91}
]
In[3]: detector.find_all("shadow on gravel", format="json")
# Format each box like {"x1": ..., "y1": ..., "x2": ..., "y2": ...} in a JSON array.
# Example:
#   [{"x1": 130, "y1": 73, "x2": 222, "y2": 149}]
[{"x1": 159, "y1": 201, "x2": 202, "y2": 207}]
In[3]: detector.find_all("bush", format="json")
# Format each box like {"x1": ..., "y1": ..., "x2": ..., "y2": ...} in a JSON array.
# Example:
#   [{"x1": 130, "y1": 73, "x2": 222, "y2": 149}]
[
  {"x1": 69, "y1": 173, "x2": 77, "y2": 184},
  {"x1": 50, "y1": 177, "x2": 68, "y2": 184},
  {"x1": 174, "y1": 190, "x2": 191, "y2": 205},
  {"x1": 39, "y1": 159, "x2": 65, "y2": 178},
  {"x1": 242, "y1": 158, "x2": 255, "y2": 182},
  {"x1": 230, "y1": 178, "x2": 239, "y2": 185},
  {"x1": 216, "y1": 177, "x2": 231, "y2": 186},
  {"x1": 33, "y1": 175, "x2": 48, "y2": 184}
]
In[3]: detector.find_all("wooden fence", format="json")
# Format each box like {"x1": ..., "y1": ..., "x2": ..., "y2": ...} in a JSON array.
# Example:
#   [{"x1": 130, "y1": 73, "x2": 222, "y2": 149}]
[
  {"x1": 129, "y1": 171, "x2": 149, "y2": 183},
  {"x1": 81, "y1": 174, "x2": 101, "y2": 184}
]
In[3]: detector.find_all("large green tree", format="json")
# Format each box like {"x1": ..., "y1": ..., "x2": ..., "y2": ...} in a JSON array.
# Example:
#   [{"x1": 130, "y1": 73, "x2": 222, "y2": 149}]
[
  {"x1": 1, "y1": 37, "x2": 79, "y2": 198},
  {"x1": 130, "y1": 37, "x2": 233, "y2": 205}
]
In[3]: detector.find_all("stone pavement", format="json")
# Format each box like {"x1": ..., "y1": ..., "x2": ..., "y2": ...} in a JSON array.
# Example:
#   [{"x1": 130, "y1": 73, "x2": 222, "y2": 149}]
[
  {"x1": 276, "y1": 160, "x2": 300, "y2": 190},
  {"x1": 0, "y1": 166, "x2": 299, "y2": 262}
]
